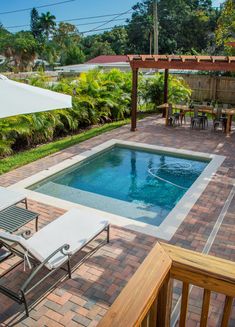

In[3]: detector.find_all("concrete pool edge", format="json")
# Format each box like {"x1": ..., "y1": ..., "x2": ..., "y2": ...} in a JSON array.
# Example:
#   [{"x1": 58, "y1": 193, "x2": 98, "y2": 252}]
[{"x1": 9, "y1": 139, "x2": 225, "y2": 241}]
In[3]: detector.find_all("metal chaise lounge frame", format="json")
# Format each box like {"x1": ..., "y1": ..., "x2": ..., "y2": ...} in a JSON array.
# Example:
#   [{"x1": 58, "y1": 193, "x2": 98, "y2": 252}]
[{"x1": 0, "y1": 208, "x2": 110, "y2": 316}]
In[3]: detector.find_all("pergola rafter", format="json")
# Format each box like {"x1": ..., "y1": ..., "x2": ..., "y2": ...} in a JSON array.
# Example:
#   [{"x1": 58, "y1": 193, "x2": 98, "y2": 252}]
[
  {"x1": 128, "y1": 54, "x2": 235, "y2": 131},
  {"x1": 128, "y1": 55, "x2": 235, "y2": 71}
]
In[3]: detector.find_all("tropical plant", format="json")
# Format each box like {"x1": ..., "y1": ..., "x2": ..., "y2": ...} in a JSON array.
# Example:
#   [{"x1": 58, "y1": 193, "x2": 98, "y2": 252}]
[
  {"x1": 0, "y1": 115, "x2": 32, "y2": 155},
  {"x1": 39, "y1": 12, "x2": 56, "y2": 40},
  {"x1": 1, "y1": 31, "x2": 39, "y2": 71},
  {"x1": 142, "y1": 73, "x2": 192, "y2": 108},
  {"x1": 0, "y1": 70, "x2": 192, "y2": 158},
  {"x1": 216, "y1": 0, "x2": 235, "y2": 54}
]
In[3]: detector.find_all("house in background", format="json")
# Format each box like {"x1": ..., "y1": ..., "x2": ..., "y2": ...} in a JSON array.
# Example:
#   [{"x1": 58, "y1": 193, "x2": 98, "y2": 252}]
[
  {"x1": 85, "y1": 55, "x2": 128, "y2": 65},
  {"x1": 55, "y1": 55, "x2": 130, "y2": 73}
]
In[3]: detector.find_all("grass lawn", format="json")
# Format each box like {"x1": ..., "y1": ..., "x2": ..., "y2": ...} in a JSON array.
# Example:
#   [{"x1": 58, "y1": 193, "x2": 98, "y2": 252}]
[{"x1": 0, "y1": 119, "x2": 131, "y2": 175}]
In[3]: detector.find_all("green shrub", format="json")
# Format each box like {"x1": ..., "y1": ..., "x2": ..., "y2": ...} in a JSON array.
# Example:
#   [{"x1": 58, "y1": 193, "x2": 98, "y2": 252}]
[
  {"x1": 142, "y1": 73, "x2": 192, "y2": 108},
  {"x1": 0, "y1": 70, "x2": 191, "y2": 158}
]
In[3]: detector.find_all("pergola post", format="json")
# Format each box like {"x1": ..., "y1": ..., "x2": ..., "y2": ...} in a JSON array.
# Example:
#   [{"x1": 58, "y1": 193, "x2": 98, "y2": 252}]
[
  {"x1": 163, "y1": 69, "x2": 169, "y2": 118},
  {"x1": 131, "y1": 68, "x2": 139, "y2": 131}
]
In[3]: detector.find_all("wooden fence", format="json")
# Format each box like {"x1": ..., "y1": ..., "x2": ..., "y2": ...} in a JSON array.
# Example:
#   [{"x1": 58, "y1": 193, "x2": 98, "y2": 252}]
[{"x1": 180, "y1": 74, "x2": 235, "y2": 104}]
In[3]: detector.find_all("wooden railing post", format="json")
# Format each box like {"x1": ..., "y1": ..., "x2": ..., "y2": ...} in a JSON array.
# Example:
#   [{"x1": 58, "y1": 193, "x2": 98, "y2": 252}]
[
  {"x1": 179, "y1": 282, "x2": 189, "y2": 327},
  {"x1": 149, "y1": 298, "x2": 158, "y2": 327},
  {"x1": 200, "y1": 289, "x2": 211, "y2": 327},
  {"x1": 221, "y1": 296, "x2": 233, "y2": 327},
  {"x1": 156, "y1": 274, "x2": 173, "y2": 327}
]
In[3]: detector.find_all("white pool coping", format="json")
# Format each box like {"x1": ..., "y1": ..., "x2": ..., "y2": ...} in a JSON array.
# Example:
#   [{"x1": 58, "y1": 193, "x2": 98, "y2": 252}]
[{"x1": 9, "y1": 139, "x2": 225, "y2": 241}]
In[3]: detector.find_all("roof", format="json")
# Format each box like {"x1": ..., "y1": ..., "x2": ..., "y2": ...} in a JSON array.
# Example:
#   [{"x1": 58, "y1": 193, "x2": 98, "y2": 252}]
[
  {"x1": 128, "y1": 55, "x2": 235, "y2": 72},
  {"x1": 226, "y1": 42, "x2": 235, "y2": 47},
  {"x1": 86, "y1": 55, "x2": 128, "y2": 64}
]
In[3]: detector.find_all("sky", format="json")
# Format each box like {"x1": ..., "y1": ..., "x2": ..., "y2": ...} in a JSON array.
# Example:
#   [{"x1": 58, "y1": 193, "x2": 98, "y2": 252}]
[{"x1": 0, "y1": 0, "x2": 225, "y2": 34}]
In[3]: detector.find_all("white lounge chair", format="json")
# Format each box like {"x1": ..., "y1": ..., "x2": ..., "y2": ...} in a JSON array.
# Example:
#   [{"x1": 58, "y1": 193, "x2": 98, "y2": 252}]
[
  {"x1": 0, "y1": 208, "x2": 110, "y2": 316},
  {"x1": 0, "y1": 186, "x2": 27, "y2": 211}
]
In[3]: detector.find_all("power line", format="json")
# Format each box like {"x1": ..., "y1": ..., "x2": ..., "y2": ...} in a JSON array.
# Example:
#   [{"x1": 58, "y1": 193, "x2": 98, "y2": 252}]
[
  {"x1": 81, "y1": 25, "x2": 128, "y2": 34},
  {"x1": 5, "y1": 17, "x2": 128, "y2": 30},
  {"x1": 85, "y1": 8, "x2": 132, "y2": 34},
  {"x1": 0, "y1": 0, "x2": 76, "y2": 15},
  {"x1": 61, "y1": 12, "x2": 131, "y2": 23},
  {"x1": 81, "y1": 19, "x2": 154, "y2": 34},
  {"x1": 75, "y1": 18, "x2": 127, "y2": 27},
  {"x1": 81, "y1": 4, "x2": 220, "y2": 35},
  {"x1": 5, "y1": 12, "x2": 132, "y2": 29}
]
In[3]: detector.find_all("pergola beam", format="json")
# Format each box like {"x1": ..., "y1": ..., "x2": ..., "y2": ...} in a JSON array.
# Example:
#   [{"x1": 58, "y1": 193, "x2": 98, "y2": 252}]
[
  {"x1": 130, "y1": 61, "x2": 235, "y2": 71},
  {"x1": 128, "y1": 55, "x2": 235, "y2": 72}
]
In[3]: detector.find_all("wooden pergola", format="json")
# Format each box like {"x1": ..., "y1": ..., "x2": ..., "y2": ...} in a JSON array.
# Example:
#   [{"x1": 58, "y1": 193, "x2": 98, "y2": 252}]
[{"x1": 128, "y1": 55, "x2": 235, "y2": 131}]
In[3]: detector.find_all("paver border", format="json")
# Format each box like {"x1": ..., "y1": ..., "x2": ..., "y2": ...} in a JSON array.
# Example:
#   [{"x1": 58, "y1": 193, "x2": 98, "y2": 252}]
[{"x1": 9, "y1": 139, "x2": 225, "y2": 240}]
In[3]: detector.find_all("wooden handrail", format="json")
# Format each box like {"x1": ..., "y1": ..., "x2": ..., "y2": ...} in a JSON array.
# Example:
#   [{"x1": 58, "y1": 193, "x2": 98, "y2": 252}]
[
  {"x1": 161, "y1": 242, "x2": 235, "y2": 297},
  {"x1": 97, "y1": 242, "x2": 235, "y2": 327}
]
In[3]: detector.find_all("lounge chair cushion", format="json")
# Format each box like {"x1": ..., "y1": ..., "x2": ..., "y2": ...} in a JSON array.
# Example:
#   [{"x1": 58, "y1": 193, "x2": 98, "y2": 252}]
[
  {"x1": 0, "y1": 186, "x2": 26, "y2": 211},
  {"x1": 0, "y1": 231, "x2": 25, "y2": 246},
  {"x1": 0, "y1": 231, "x2": 34, "y2": 260},
  {"x1": 25, "y1": 208, "x2": 109, "y2": 269}
]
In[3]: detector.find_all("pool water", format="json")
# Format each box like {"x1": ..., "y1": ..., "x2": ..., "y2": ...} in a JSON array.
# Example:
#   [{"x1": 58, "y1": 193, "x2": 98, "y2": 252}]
[{"x1": 32, "y1": 146, "x2": 208, "y2": 226}]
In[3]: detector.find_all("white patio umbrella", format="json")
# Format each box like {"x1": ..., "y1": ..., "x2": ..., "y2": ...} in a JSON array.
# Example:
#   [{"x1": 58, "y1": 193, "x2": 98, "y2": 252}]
[{"x1": 0, "y1": 74, "x2": 72, "y2": 119}]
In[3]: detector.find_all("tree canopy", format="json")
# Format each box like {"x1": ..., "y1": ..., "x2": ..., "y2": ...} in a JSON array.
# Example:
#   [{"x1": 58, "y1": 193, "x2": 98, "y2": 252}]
[
  {"x1": 216, "y1": 0, "x2": 235, "y2": 54},
  {"x1": 0, "y1": 31, "x2": 38, "y2": 71},
  {"x1": 127, "y1": 0, "x2": 219, "y2": 54},
  {"x1": 0, "y1": 0, "x2": 229, "y2": 71}
]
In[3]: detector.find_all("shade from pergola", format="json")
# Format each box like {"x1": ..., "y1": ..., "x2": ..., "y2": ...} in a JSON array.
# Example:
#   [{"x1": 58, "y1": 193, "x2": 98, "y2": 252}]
[{"x1": 128, "y1": 55, "x2": 235, "y2": 131}]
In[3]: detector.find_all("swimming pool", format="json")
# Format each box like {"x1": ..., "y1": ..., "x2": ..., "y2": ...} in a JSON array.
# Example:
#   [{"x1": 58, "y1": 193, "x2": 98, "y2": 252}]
[
  {"x1": 30, "y1": 145, "x2": 208, "y2": 227},
  {"x1": 12, "y1": 140, "x2": 224, "y2": 240}
]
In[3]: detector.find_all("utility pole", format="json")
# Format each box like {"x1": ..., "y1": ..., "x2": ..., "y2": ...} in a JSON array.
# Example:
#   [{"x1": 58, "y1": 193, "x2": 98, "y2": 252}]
[{"x1": 153, "y1": 0, "x2": 159, "y2": 55}]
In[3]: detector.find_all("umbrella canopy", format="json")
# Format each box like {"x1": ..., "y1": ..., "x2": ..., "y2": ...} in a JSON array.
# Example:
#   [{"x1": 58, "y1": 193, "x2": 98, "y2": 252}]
[{"x1": 0, "y1": 75, "x2": 72, "y2": 119}]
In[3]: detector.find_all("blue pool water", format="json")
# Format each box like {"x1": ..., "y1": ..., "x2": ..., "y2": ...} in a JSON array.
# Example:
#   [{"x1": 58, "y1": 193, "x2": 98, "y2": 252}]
[{"x1": 31, "y1": 146, "x2": 208, "y2": 226}]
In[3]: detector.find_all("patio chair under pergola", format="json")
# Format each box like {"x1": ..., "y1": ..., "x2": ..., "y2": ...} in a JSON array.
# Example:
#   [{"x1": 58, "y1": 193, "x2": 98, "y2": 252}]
[{"x1": 128, "y1": 55, "x2": 235, "y2": 133}]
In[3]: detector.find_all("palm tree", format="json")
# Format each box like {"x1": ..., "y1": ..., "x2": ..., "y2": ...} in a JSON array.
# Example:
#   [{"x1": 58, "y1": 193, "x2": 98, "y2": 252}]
[
  {"x1": 39, "y1": 12, "x2": 56, "y2": 40},
  {"x1": 2, "y1": 31, "x2": 38, "y2": 72}
]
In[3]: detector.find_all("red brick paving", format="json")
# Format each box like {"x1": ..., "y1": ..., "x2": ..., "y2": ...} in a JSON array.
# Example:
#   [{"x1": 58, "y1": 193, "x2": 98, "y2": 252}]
[{"x1": 0, "y1": 115, "x2": 234, "y2": 326}]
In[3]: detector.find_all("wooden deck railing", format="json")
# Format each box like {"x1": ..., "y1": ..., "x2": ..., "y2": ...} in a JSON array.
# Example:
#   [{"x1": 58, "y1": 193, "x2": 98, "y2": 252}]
[{"x1": 97, "y1": 242, "x2": 235, "y2": 327}]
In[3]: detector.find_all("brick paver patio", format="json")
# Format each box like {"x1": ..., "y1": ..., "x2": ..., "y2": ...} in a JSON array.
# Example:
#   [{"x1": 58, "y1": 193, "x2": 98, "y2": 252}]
[{"x1": 0, "y1": 115, "x2": 234, "y2": 326}]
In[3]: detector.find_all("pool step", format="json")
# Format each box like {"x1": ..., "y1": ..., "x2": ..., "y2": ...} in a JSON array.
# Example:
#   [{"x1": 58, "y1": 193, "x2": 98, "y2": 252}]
[{"x1": 36, "y1": 182, "x2": 168, "y2": 226}]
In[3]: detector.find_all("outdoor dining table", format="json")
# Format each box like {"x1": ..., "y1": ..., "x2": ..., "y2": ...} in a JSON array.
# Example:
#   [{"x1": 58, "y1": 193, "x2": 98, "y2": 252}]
[{"x1": 157, "y1": 103, "x2": 234, "y2": 134}]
